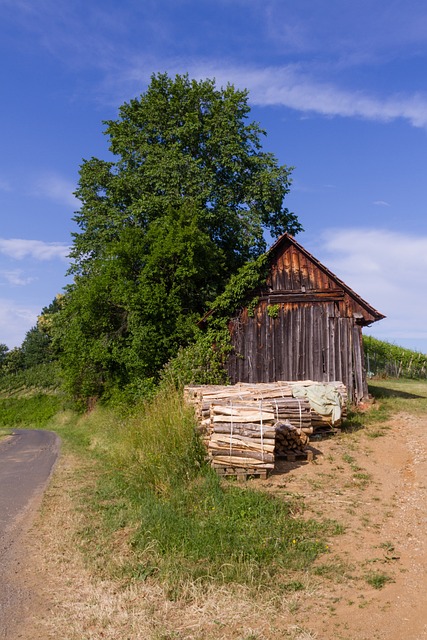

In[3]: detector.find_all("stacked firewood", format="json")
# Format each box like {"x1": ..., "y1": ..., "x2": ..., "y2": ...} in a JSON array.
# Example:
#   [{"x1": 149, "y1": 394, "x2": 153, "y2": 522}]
[
  {"x1": 184, "y1": 381, "x2": 347, "y2": 475},
  {"x1": 268, "y1": 397, "x2": 312, "y2": 431},
  {"x1": 209, "y1": 419, "x2": 276, "y2": 470},
  {"x1": 208, "y1": 400, "x2": 276, "y2": 471},
  {"x1": 274, "y1": 422, "x2": 309, "y2": 457}
]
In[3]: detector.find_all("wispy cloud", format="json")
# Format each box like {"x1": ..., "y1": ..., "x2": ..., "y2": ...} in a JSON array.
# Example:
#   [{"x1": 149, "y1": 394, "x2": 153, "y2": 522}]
[
  {"x1": 0, "y1": 238, "x2": 70, "y2": 261},
  {"x1": 4, "y1": 1, "x2": 427, "y2": 130},
  {"x1": 7, "y1": 0, "x2": 427, "y2": 70},
  {"x1": 116, "y1": 60, "x2": 427, "y2": 130},
  {"x1": 312, "y1": 228, "x2": 427, "y2": 348},
  {"x1": 0, "y1": 0, "x2": 127, "y2": 69},
  {"x1": 261, "y1": 0, "x2": 427, "y2": 62},
  {"x1": 0, "y1": 297, "x2": 38, "y2": 348},
  {"x1": 0, "y1": 269, "x2": 36, "y2": 286},
  {"x1": 32, "y1": 173, "x2": 78, "y2": 208},
  {"x1": 373, "y1": 200, "x2": 391, "y2": 207},
  {"x1": 207, "y1": 65, "x2": 427, "y2": 129}
]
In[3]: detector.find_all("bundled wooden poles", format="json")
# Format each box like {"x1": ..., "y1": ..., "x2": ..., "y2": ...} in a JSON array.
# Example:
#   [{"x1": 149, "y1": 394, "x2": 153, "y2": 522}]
[
  {"x1": 275, "y1": 422, "x2": 309, "y2": 457},
  {"x1": 185, "y1": 381, "x2": 347, "y2": 476}
]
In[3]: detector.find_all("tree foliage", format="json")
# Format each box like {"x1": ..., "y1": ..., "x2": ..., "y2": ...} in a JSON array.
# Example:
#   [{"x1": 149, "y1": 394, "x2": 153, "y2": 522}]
[
  {"x1": 0, "y1": 324, "x2": 55, "y2": 379},
  {"x1": 20, "y1": 326, "x2": 53, "y2": 369},
  {"x1": 58, "y1": 73, "x2": 301, "y2": 402}
]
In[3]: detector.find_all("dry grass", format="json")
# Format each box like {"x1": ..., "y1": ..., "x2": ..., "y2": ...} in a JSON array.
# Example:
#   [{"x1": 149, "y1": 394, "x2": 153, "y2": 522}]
[{"x1": 24, "y1": 451, "x2": 326, "y2": 640}]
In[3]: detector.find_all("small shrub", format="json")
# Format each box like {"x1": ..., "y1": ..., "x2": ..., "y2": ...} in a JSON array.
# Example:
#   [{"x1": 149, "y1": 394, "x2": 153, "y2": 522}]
[
  {"x1": 267, "y1": 303, "x2": 280, "y2": 318},
  {"x1": 365, "y1": 571, "x2": 394, "y2": 589}
]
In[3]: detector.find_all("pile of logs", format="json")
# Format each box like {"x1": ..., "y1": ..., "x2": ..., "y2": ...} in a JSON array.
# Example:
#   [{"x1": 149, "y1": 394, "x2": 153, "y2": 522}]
[
  {"x1": 209, "y1": 421, "x2": 276, "y2": 470},
  {"x1": 184, "y1": 380, "x2": 347, "y2": 476},
  {"x1": 274, "y1": 422, "x2": 309, "y2": 457}
]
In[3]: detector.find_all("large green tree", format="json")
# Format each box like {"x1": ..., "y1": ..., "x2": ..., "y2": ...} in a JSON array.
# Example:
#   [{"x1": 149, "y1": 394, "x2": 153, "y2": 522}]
[
  {"x1": 60, "y1": 73, "x2": 301, "y2": 401},
  {"x1": 20, "y1": 326, "x2": 53, "y2": 368}
]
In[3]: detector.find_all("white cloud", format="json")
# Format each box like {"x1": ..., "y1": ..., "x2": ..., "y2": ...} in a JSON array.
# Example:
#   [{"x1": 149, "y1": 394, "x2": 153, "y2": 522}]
[
  {"x1": 221, "y1": 66, "x2": 427, "y2": 129},
  {"x1": 5, "y1": 0, "x2": 427, "y2": 133},
  {"x1": 0, "y1": 298, "x2": 38, "y2": 348},
  {"x1": 118, "y1": 60, "x2": 427, "y2": 130},
  {"x1": 0, "y1": 269, "x2": 36, "y2": 286},
  {"x1": 0, "y1": 238, "x2": 70, "y2": 261},
  {"x1": 310, "y1": 228, "x2": 427, "y2": 350},
  {"x1": 33, "y1": 173, "x2": 78, "y2": 208},
  {"x1": 373, "y1": 200, "x2": 390, "y2": 207},
  {"x1": 8, "y1": 1, "x2": 427, "y2": 130}
]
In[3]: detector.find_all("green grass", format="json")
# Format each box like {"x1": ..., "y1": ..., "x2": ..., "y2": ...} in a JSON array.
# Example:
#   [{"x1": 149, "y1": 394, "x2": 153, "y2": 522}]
[
  {"x1": 367, "y1": 378, "x2": 427, "y2": 418},
  {"x1": 3, "y1": 367, "x2": 424, "y2": 607},
  {"x1": 82, "y1": 468, "x2": 340, "y2": 590},
  {"x1": 4, "y1": 381, "x2": 338, "y2": 594},
  {"x1": 341, "y1": 378, "x2": 427, "y2": 435},
  {"x1": 60, "y1": 386, "x2": 342, "y2": 592},
  {"x1": 0, "y1": 379, "x2": 344, "y2": 593},
  {"x1": 6, "y1": 373, "x2": 425, "y2": 596}
]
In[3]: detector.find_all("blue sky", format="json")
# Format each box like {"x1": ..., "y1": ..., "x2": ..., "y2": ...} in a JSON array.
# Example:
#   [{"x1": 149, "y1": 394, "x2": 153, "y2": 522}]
[{"x1": 1, "y1": 0, "x2": 427, "y2": 352}]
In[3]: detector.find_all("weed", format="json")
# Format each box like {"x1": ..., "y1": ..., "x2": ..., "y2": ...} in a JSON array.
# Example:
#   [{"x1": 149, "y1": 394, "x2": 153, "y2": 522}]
[
  {"x1": 283, "y1": 580, "x2": 305, "y2": 592},
  {"x1": 353, "y1": 472, "x2": 372, "y2": 489},
  {"x1": 378, "y1": 541, "x2": 395, "y2": 553},
  {"x1": 312, "y1": 560, "x2": 352, "y2": 583},
  {"x1": 365, "y1": 429, "x2": 387, "y2": 439},
  {"x1": 365, "y1": 571, "x2": 394, "y2": 589},
  {"x1": 342, "y1": 453, "x2": 358, "y2": 470}
]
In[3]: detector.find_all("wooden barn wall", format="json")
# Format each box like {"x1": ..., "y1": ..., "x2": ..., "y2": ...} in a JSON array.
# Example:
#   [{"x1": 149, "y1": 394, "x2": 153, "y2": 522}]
[
  {"x1": 266, "y1": 242, "x2": 378, "y2": 324},
  {"x1": 227, "y1": 301, "x2": 368, "y2": 403},
  {"x1": 268, "y1": 243, "x2": 334, "y2": 291}
]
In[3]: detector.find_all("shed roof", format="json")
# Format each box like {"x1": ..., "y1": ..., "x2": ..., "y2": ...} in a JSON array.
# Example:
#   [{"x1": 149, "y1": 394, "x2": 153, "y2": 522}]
[
  {"x1": 200, "y1": 232, "x2": 385, "y2": 327},
  {"x1": 268, "y1": 233, "x2": 385, "y2": 325}
]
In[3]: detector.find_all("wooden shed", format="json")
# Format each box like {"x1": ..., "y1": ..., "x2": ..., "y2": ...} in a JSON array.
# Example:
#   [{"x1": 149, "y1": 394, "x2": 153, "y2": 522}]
[{"x1": 225, "y1": 233, "x2": 385, "y2": 403}]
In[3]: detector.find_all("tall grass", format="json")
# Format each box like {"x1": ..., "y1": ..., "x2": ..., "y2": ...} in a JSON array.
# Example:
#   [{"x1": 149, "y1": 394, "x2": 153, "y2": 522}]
[
  {"x1": 0, "y1": 372, "x2": 341, "y2": 592},
  {"x1": 58, "y1": 385, "x2": 340, "y2": 592}
]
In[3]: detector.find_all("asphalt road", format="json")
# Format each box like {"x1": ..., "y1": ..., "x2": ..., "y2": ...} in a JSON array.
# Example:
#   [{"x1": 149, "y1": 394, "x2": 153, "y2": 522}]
[{"x1": 0, "y1": 430, "x2": 60, "y2": 639}]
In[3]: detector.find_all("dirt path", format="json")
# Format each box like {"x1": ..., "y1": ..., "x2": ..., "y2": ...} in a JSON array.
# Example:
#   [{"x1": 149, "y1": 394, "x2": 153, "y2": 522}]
[
  {"x1": 0, "y1": 430, "x2": 60, "y2": 639},
  {"x1": 7, "y1": 413, "x2": 427, "y2": 640},
  {"x1": 267, "y1": 411, "x2": 427, "y2": 639}
]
